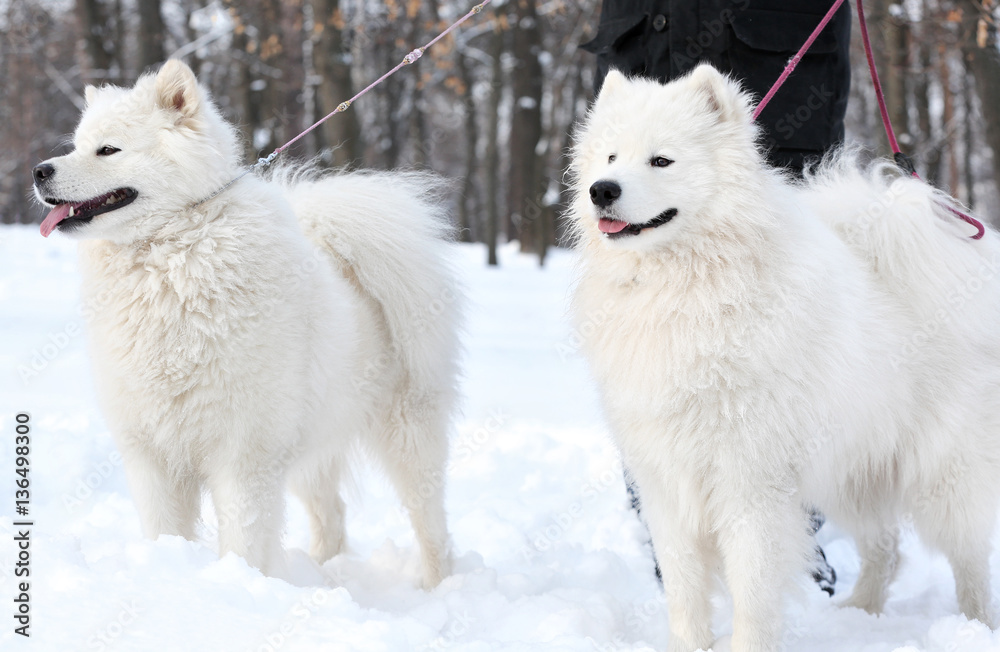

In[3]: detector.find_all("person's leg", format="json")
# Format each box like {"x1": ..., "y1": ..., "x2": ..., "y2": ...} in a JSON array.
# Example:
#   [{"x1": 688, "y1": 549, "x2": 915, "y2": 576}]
[{"x1": 625, "y1": 469, "x2": 836, "y2": 595}]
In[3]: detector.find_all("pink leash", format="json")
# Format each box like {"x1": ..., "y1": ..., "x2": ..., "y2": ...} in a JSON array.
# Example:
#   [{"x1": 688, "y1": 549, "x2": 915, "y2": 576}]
[
  {"x1": 753, "y1": 0, "x2": 985, "y2": 240},
  {"x1": 191, "y1": 0, "x2": 493, "y2": 208},
  {"x1": 751, "y1": 0, "x2": 846, "y2": 122},
  {"x1": 275, "y1": 1, "x2": 493, "y2": 157}
]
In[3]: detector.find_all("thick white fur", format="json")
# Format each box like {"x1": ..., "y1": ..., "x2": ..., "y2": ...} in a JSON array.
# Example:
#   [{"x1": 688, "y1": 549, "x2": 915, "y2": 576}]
[
  {"x1": 570, "y1": 66, "x2": 1000, "y2": 652},
  {"x1": 34, "y1": 60, "x2": 461, "y2": 587}
]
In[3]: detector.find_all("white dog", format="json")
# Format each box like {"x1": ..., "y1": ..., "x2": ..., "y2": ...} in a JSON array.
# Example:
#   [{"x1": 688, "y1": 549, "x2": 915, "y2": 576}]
[
  {"x1": 570, "y1": 65, "x2": 1000, "y2": 652},
  {"x1": 32, "y1": 60, "x2": 461, "y2": 587}
]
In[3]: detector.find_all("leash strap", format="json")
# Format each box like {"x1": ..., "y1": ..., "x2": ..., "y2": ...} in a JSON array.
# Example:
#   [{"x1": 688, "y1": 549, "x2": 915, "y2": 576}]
[
  {"x1": 751, "y1": 0, "x2": 846, "y2": 122},
  {"x1": 274, "y1": 0, "x2": 493, "y2": 157},
  {"x1": 753, "y1": 0, "x2": 985, "y2": 240},
  {"x1": 855, "y1": 0, "x2": 903, "y2": 154},
  {"x1": 854, "y1": 0, "x2": 984, "y2": 239},
  {"x1": 191, "y1": 0, "x2": 493, "y2": 208}
]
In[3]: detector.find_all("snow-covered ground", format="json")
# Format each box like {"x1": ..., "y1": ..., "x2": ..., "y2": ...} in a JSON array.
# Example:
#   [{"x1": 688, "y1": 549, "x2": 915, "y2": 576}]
[{"x1": 1, "y1": 224, "x2": 1000, "y2": 651}]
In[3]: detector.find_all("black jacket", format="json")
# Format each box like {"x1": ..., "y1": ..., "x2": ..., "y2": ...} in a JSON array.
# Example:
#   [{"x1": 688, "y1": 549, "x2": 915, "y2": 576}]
[{"x1": 582, "y1": 0, "x2": 851, "y2": 172}]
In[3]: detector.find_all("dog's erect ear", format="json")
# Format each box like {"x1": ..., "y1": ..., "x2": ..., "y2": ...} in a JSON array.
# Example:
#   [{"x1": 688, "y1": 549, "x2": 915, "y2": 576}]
[
  {"x1": 154, "y1": 59, "x2": 201, "y2": 122},
  {"x1": 84, "y1": 85, "x2": 99, "y2": 106},
  {"x1": 599, "y1": 70, "x2": 628, "y2": 100},
  {"x1": 687, "y1": 64, "x2": 751, "y2": 123}
]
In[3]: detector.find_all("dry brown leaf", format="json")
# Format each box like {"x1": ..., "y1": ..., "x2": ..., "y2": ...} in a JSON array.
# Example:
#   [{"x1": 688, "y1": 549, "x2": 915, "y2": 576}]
[{"x1": 331, "y1": 8, "x2": 345, "y2": 30}]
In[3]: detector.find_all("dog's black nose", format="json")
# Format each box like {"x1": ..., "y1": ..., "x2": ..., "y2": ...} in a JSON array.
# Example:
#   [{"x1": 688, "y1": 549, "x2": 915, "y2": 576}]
[
  {"x1": 33, "y1": 163, "x2": 55, "y2": 185},
  {"x1": 590, "y1": 180, "x2": 621, "y2": 208}
]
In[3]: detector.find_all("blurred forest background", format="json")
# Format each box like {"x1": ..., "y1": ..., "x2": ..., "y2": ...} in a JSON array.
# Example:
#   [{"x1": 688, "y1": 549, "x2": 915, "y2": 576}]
[{"x1": 2, "y1": 0, "x2": 1000, "y2": 265}]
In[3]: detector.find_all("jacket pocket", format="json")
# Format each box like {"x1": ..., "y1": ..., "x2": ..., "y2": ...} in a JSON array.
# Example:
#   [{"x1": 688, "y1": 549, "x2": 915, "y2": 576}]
[
  {"x1": 730, "y1": 7, "x2": 839, "y2": 54},
  {"x1": 728, "y1": 7, "x2": 848, "y2": 152},
  {"x1": 581, "y1": 13, "x2": 647, "y2": 55}
]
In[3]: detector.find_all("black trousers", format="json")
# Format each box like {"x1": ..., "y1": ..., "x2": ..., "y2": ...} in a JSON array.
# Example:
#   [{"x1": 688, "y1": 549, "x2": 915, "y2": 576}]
[{"x1": 582, "y1": 0, "x2": 852, "y2": 173}]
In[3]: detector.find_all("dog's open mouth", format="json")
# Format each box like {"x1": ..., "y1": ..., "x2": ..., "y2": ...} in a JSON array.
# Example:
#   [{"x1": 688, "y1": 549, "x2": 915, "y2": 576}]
[
  {"x1": 39, "y1": 188, "x2": 138, "y2": 238},
  {"x1": 598, "y1": 208, "x2": 678, "y2": 239}
]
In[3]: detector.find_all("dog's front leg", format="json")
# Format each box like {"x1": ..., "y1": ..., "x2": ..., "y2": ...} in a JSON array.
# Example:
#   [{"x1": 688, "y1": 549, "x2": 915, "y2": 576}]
[
  {"x1": 715, "y1": 485, "x2": 807, "y2": 652},
  {"x1": 208, "y1": 462, "x2": 286, "y2": 576},
  {"x1": 118, "y1": 436, "x2": 200, "y2": 540},
  {"x1": 630, "y1": 464, "x2": 714, "y2": 652}
]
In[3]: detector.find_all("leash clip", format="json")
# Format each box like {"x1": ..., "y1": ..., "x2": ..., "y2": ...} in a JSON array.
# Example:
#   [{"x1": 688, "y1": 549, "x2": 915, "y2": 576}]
[
  {"x1": 893, "y1": 151, "x2": 916, "y2": 176},
  {"x1": 256, "y1": 152, "x2": 278, "y2": 169}
]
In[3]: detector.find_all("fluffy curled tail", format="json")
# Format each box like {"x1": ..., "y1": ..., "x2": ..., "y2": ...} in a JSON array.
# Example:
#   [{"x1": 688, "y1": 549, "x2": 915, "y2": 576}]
[
  {"x1": 280, "y1": 168, "x2": 462, "y2": 398},
  {"x1": 804, "y1": 149, "x2": 1000, "y2": 342}
]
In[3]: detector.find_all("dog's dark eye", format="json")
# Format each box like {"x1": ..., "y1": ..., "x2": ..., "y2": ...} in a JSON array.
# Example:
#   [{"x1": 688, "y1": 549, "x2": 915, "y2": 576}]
[
  {"x1": 96, "y1": 146, "x2": 120, "y2": 156},
  {"x1": 608, "y1": 154, "x2": 617, "y2": 163},
  {"x1": 651, "y1": 156, "x2": 674, "y2": 168}
]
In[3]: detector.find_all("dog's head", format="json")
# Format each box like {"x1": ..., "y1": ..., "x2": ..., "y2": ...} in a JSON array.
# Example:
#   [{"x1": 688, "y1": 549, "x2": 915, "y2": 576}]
[
  {"x1": 570, "y1": 65, "x2": 762, "y2": 252},
  {"x1": 33, "y1": 60, "x2": 241, "y2": 243}
]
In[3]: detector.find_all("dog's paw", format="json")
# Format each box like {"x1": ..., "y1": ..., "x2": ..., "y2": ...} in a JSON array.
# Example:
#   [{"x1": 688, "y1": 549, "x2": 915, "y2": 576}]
[
  {"x1": 666, "y1": 634, "x2": 714, "y2": 652},
  {"x1": 841, "y1": 592, "x2": 884, "y2": 615},
  {"x1": 811, "y1": 544, "x2": 836, "y2": 596},
  {"x1": 419, "y1": 549, "x2": 453, "y2": 590},
  {"x1": 708, "y1": 635, "x2": 732, "y2": 652},
  {"x1": 309, "y1": 532, "x2": 345, "y2": 565}
]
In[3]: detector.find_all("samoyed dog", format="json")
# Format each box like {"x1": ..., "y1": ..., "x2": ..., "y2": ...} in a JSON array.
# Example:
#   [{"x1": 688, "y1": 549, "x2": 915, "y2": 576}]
[
  {"x1": 570, "y1": 65, "x2": 1000, "y2": 651},
  {"x1": 32, "y1": 59, "x2": 460, "y2": 587}
]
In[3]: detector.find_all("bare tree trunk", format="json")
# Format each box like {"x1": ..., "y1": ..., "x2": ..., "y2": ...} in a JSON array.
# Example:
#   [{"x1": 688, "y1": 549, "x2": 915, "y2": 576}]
[
  {"x1": 888, "y1": 9, "x2": 909, "y2": 145},
  {"x1": 372, "y1": 11, "x2": 406, "y2": 170},
  {"x1": 941, "y1": 51, "x2": 959, "y2": 195},
  {"x1": 457, "y1": 50, "x2": 477, "y2": 243},
  {"x1": 507, "y1": 0, "x2": 544, "y2": 256},
  {"x1": 485, "y1": 24, "x2": 503, "y2": 267},
  {"x1": 404, "y1": 1, "x2": 427, "y2": 168},
  {"x1": 311, "y1": 0, "x2": 363, "y2": 165},
  {"x1": 960, "y1": 0, "x2": 1000, "y2": 219},
  {"x1": 554, "y1": 68, "x2": 586, "y2": 246},
  {"x1": 76, "y1": 0, "x2": 115, "y2": 83},
  {"x1": 408, "y1": 95, "x2": 428, "y2": 167},
  {"x1": 0, "y1": 2, "x2": 10, "y2": 223},
  {"x1": 179, "y1": 0, "x2": 205, "y2": 75},
  {"x1": 913, "y1": 33, "x2": 941, "y2": 184},
  {"x1": 408, "y1": 0, "x2": 440, "y2": 168},
  {"x1": 137, "y1": 0, "x2": 165, "y2": 73},
  {"x1": 234, "y1": 0, "x2": 285, "y2": 157},
  {"x1": 963, "y1": 70, "x2": 975, "y2": 209},
  {"x1": 869, "y1": 0, "x2": 909, "y2": 152}
]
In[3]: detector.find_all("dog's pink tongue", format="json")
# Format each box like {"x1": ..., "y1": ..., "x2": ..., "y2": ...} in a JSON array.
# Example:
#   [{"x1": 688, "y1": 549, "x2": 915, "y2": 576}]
[
  {"x1": 39, "y1": 204, "x2": 71, "y2": 238},
  {"x1": 598, "y1": 218, "x2": 629, "y2": 234}
]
